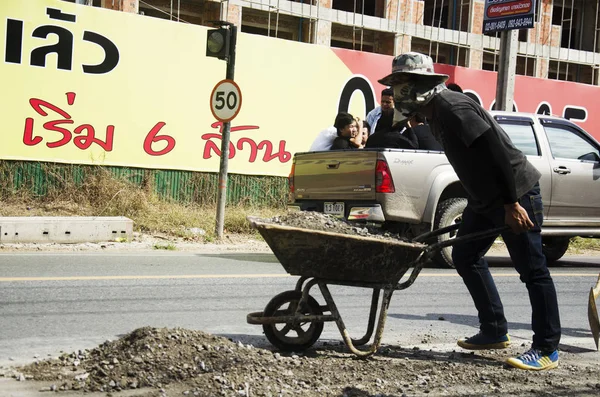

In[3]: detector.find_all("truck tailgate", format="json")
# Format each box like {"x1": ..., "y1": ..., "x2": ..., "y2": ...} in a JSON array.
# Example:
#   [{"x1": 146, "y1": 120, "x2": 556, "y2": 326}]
[{"x1": 293, "y1": 151, "x2": 377, "y2": 200}]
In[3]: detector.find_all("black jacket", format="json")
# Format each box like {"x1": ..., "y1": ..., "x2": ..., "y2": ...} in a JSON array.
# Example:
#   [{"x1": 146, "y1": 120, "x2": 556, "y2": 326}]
[
  {"x1": 330, "y1": 136, "x2": 354, "y2": 150},
  {"x1": 365, "y1": 125, "x2": 418, "y2": 149},
  {"x1": 410, "y1": 124, "x2": 443, "y2": 150}
]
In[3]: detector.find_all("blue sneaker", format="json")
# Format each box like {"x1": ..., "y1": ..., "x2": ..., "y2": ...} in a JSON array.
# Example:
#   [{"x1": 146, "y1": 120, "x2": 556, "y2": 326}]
[
  {"x1": 457, "y1": 332, "x2": 511, "y2": 350},
  {"x1": 506, "y1": 348, "x2": 559, "y2": 370}
]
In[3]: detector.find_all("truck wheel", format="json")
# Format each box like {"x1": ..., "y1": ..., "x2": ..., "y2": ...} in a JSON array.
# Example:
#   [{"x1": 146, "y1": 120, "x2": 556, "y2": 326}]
[
  {"x1": 542, "y1": 236, "x2": 570, "y2": 264},
  {"x1": 433, "y1": 198, "x2": 467, "y2": 269}
]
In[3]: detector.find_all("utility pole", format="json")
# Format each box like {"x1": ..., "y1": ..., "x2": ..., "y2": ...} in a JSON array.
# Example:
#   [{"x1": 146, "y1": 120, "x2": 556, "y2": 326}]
[
  {"x1": 206, "y1": 22, "x2": 239, "y2": 239},
  {"x1": 215, "y1": 25, "x2": 237, "y2": 239},
  {"x1": 495, "y1": 29, "x2": 518, "y2": 111},
  {"x1": 483, "y1": 0, "x2": 535, "y2": 111}
]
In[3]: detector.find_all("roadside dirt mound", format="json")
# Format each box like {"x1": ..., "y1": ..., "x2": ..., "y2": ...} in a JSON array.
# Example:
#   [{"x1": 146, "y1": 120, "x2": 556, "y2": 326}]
[
  {"x1": 263, "y1": 212, "x2": 408, "y2": 241},
  {"x1": 15, "y1": 326, "x2": 600, "y2": 396},
  {"x1": 17, "y1": 327, "x2": 274, "y2": 394}
]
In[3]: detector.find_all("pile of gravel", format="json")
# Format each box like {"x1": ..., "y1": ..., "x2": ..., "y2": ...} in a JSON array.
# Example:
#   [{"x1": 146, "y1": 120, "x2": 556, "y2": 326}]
[
  {"x1": 13, "y1": 328, "x2": 600, "y2": 396},
  {"x1": 17, "y1": 327, "x2": 317, "y2": 395},
  {"x1": 261, "y1": 211, "x2": 407, "y2": 241}
]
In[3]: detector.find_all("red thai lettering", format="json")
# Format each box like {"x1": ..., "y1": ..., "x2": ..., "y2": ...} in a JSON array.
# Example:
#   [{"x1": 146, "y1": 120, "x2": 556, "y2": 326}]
[
  {"x1": 29, "y1": 98, "x2": 72, "y2": 119},
  {"x1": 259, "y1": 140, "x2": 292, "y2": 162},
  {"x1": 143, "y1": 122, "x2": 175, "y2": 156},
  {"x1": 210, "y1": 121, "x2": 260, "y2": 134},
  {"x1": 25, "y1": 97, "x2": 73, "y2": 148},
  {"x1": 205, "y1": 122, "x2": 290, "y2": 163},
  {"x1": 206, "y1": 122, "x2": 258, "y2": 161},
  {"x1": 43, "y1": 120, "x2": 74, "y2": 148},
  {"x1": 23, "y1": 92, "x2": 115, "y2": 152},
  {"x1": 257, "y1": 141, "x2": 273, "y2": 161},
  {"x1": 236, "y1": 138, "x2": 259, "y2": 162},
  {"x1": 23, "y1": 118, "x2": 42, "y2": 146},
  {"x1": 201, "y1": 133, "x2": 236, "y2": 159},
  {"x1": 73, "y1": 124, "x2": 115, "y2": 151}
]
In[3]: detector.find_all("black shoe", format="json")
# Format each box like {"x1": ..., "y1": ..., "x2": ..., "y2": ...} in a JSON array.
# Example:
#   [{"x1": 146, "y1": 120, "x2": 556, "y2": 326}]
[{"x1": 457, "y1": 332, "x2": 511, "y2": 350}]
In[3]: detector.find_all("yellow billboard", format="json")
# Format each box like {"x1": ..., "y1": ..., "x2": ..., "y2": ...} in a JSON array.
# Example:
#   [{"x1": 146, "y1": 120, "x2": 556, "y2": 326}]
[
  {"x1": 4, "y1": 0, "x2": 600, "y2": 179},
  {"x1": 0, "y1": 0, "x2": 359, "y2": 177}
]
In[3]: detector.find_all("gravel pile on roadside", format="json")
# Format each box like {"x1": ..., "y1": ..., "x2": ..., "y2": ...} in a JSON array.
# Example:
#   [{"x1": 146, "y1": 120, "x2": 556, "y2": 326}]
[
  {"x1": 13, "y1": 326, "x2": 600, "y2": 397},
  {"x1": 262, "y1": 211, "x2": 408, "y2": 241},
  {"x1": 16, "y1": 327, "x2": 301, "y2": 395}
]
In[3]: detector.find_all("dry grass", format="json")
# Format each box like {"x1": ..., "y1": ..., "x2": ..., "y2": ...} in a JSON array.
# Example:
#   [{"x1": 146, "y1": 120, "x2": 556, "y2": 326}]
[
  {"x1": 568, "y1": 237, "x2": 600, "y2": 254},
  {"x1": 0, "y1": 163, "x2": 284, "y2": 242},
  {"x1": 0, "y1": 199, "x2": 282, "y2": 241}
]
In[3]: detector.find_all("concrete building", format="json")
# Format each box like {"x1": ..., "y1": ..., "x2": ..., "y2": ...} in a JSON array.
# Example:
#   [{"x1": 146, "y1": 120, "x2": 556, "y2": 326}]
[{"x1": 73, "y1": 0, "x2": 600, "y2": 86}]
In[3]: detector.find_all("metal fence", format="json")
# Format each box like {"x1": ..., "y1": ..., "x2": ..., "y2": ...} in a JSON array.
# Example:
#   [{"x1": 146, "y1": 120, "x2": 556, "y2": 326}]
[{"x1": 0, "y1": 161, "x2": 289, "y2": 208}]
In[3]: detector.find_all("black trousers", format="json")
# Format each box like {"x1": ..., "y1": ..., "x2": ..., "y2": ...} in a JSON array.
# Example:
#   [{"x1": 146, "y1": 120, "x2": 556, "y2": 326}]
[{"x1": 451, "y1": 183, "x2": 561, "y2": 353}]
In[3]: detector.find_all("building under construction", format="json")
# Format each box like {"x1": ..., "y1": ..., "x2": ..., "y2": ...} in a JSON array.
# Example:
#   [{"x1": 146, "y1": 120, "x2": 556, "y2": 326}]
[{"x1": 81, "y1": 0, "x2": 599, "y2": 86}]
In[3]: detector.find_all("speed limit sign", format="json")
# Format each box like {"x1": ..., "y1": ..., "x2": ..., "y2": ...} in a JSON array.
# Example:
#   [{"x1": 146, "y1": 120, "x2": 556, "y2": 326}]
[{"x1": 210, "y1": 79, "x2": 242, "y2": 122}]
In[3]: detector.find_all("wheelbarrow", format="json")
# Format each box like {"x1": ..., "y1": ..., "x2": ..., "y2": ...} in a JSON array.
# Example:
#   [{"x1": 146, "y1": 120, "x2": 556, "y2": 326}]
[{"x1": 246, "y1": 216, "x2": 506, "y2": 358}]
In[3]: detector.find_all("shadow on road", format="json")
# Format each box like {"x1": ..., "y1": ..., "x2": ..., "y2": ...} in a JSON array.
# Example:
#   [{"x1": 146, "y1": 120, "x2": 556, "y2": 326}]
[
  {"x1": 217, "y1": 333, "x2": 501, "y2": 366},
  {"x1": 387, "y1": 312, "x2": 593, "y2": 340},
  {"x1": 197, "y1": 252, "x2": 280, "y2": 263},
  {"x1": 426, "y1": 255, "x2": 600, "y2": 268},
  {"x1": 198, "y1": 251, "x2": 598, "y2": 267},
  {"x1": 219, "y1": 331, "x2": 599, "y2": 364}
]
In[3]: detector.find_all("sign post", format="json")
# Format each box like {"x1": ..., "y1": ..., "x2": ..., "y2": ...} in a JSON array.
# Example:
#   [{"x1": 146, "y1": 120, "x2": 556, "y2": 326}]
[
  {"x1": 206, "y1": 22, "x2": 238, "y2": 239},
  {"x1": 483, "y1": 0, "x2": 536, "y2": 111},
  {"x1": 495, "y1": 30, "x2": 518, "y2": 112}
]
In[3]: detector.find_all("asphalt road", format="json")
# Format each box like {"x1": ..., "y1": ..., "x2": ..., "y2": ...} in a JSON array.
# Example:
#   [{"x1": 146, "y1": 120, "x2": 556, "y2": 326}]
[{"x1": 1, "y1": 251, "x2": 599, "y2": 369}]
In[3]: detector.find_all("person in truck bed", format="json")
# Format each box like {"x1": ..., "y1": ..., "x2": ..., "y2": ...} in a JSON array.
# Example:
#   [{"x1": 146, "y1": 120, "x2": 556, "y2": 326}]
[
  {"x1": 366, "y1": 88, "x2": 395, "y2": 135},
  {"x1": 348, "y1": 118, "x2": 370, "y2": 149},
  {"x1": 377, "y1": 52, "x2": 561, "y2": 371},
  {"x1": 309, "y1": 112, "x2": 357, "y2": 151},
  {"x1": 329, "y1": 113, "x2": 360, "y2": 150}
]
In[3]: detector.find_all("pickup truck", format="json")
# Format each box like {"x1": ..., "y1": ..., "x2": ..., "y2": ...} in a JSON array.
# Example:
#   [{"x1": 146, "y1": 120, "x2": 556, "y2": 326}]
[{"x1": 289, "y1": 111, "x2": 600, "y2": 268}]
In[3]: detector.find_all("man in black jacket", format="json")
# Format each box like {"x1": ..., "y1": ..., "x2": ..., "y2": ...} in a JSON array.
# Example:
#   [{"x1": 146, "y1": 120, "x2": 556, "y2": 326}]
[{"x1": 377, "y1": 52, "x2": 561, "y2": 371}]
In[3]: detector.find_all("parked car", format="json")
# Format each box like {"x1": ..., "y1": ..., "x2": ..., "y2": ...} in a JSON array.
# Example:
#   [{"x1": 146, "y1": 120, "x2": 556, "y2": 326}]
[{"x1": 289, "y1": 112, "x2": 600, "y2": 267}]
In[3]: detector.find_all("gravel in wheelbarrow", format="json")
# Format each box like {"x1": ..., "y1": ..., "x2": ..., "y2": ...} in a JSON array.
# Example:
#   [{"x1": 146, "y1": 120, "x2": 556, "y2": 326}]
[{"x1": 248, "y1": 212, "x2": 426, "y2": 285}]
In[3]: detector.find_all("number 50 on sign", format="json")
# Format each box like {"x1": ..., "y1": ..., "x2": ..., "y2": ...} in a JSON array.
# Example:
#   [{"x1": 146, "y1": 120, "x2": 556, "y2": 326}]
[{"x1": 210, "y1": 79, "x2": 242, "y2": 122}]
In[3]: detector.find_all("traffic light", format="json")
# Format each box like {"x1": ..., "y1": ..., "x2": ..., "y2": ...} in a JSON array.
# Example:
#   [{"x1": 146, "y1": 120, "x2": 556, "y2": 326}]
[{"x1": 206, "y1": 27, "x2": 230, "y2": 60}]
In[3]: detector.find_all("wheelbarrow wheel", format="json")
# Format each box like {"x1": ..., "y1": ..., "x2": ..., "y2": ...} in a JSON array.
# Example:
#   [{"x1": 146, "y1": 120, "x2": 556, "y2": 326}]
[{"x1": 262, "y1": 290, "x2": 324, "y2": 351}]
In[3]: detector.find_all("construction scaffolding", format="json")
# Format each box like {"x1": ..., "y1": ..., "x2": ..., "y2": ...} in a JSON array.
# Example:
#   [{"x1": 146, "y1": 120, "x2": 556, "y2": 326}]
[{"x1": 131, "y1": 0, "x2": 600, "y2": 85}]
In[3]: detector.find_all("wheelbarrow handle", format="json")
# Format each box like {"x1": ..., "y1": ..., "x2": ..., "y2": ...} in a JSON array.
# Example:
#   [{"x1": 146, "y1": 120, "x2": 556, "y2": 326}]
[
  {"x1": 396, "y1": 225, "x2": 503, "y2": 290},
  {"x1": 423, "y1": 226, "x2": 510, "y2": 257},
  {"x1": 412, "y1": 223, "x2": 461, "y2": 243}
]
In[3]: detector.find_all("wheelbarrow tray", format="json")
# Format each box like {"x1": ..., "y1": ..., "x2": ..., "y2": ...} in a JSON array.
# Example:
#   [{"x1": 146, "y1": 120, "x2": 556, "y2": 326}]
[{"x1": 248, "y1": 216, "x2": 426, "y2": 284}]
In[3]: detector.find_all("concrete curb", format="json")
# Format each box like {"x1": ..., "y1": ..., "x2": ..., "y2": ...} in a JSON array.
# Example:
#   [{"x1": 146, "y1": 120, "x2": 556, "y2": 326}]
[{"x1": 0, "y1": 217, "x2": 133, "y2": 244}]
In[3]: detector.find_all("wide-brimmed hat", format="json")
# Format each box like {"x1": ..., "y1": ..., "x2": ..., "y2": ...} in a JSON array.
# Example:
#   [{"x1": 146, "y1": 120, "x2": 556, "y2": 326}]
[{"x1": 378, "y1": 52, "x2": 449, "y2": 86}]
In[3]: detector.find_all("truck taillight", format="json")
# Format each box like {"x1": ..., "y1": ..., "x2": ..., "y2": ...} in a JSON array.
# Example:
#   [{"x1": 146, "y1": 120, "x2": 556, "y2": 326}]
[
  {"x1": 288, "y1": 163, "x2": 295, "y2": 193},
  {"x1": 375, "y1": 159, "x2": 395, "y2": 193}
]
